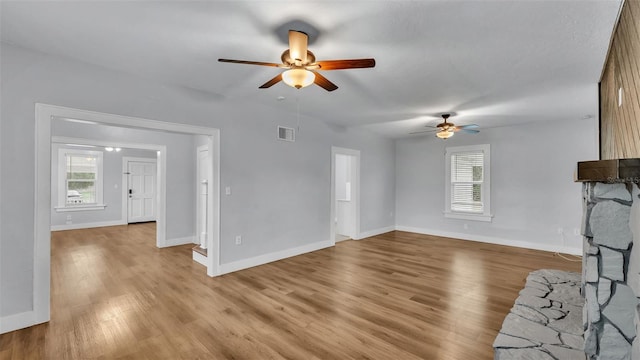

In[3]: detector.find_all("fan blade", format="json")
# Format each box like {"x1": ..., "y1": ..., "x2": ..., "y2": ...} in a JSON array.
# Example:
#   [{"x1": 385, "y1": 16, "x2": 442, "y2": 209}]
[
  {"x1": 312, "y1": 71, "x2": 338, "y2": 92},
  {"x1": 258, "y1": 74, "x2": 283, "y2": 89},
  {"x1": 314, "y1": 58, "x2": 376, "y2": 70},
  {"x1": 218, "y1": 59, "x2": 282, "y2": 67},
  {"x1": 453, "y1": 124, "x2": 480, "y2": 134},
  {"x1": 452, "y1": 126, "x2": 480, "y2": 133},
  {"x1": 289, "y1": 30, "x2": 308, "y2": 64}
]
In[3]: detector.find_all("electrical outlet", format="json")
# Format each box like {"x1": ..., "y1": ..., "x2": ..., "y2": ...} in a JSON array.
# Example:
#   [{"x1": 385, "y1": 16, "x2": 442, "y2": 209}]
[
  {"x1": 573, "y1": 228, "x2": 580, "y2": 236},
  {"x1": 463, "y1": 223, "x2": 469, "y2": 230},
  {"x1": 235, "y1": 235, "x2": 242, "y2": 245},
  {"x1": 225, "y1": 186, "x2": 231, "y2": 195},
  {"x1": 557, "y1": 228, "x2": 564, "y2": 235}
]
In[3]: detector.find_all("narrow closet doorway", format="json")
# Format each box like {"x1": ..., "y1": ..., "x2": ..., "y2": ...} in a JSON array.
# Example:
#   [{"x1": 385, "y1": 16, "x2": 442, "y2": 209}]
[{"x1": 331, "y1": 147, "x2": 360, "y2": 242}]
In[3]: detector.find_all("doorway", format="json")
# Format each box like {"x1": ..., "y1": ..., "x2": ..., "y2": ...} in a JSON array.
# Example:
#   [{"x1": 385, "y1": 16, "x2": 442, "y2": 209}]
[
  {"x1": 34, "y1": 103, "x2": 221, "y2": 330},
  {"x1": 330, "y1": 147, "x2": 360, "y2": 243},
  {"x1": 124, "y1": 157, "x2": 157, "y2": 224}
]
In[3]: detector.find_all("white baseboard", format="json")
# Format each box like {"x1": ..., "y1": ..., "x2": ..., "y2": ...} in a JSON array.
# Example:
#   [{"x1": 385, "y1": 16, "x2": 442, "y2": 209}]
[
  {"x1": 354, "y1": 226, "x2": 395, "y2": 240},
  {"x1": 51, "y1": 220, "x2": 126, "y2": 231},
  {"x1": 162, "y1": 236, "x2": 196, "y2": 248},
  {"x1": 395, "y1": 226, "x2": 582, "y2": 255},
  {"x1": 220, "y1": 239, "x2": 334, "y2": 275},
  {"x1": 0, "y1": 310, "x2": 45, "y2": 334},
  {"x1": 192, "y1": 250, "x2": 207, "y2": 266}
]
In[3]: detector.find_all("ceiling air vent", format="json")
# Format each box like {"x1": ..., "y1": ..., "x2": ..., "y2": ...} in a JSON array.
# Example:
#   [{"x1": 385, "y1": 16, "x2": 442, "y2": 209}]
[{"x1": 277, "y1": 126, "x2": 295, "y2": 142}]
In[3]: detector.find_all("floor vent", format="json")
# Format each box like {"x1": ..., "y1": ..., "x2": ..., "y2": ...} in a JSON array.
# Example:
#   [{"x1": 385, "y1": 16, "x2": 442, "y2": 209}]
[{"x1": 277, "y1": 126, "x2": 295, "y2": 142}]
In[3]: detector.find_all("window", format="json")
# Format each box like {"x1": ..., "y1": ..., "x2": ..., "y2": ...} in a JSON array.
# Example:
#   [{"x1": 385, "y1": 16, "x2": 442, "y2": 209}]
[
  {"x1": 56, "y1": 149, "x2": 105, "y2": 211},
  {"x1": 445, "y1": 144, "x2": 492, "y2": 222}
]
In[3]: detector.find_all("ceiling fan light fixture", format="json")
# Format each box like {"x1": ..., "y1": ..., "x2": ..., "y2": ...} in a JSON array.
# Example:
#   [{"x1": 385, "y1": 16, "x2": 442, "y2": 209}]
[
  {"x1": 436, "y1": 130, "x2": 454, "y2": 139},
  {"x1": 282, "y1": 69, "x2": 315, "y2": 89}
]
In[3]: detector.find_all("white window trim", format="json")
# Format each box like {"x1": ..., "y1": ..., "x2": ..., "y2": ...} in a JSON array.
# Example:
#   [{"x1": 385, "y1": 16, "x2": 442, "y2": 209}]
[
  {"x1": 55, "y1": 148, "x2": 106, "y2": 212},
  {"x1": 444, "y1": 144, "x2": 492, "y2": 222}
]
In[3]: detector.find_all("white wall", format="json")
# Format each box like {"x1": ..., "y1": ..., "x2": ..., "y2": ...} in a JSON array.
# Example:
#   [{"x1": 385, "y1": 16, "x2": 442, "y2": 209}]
[
  {"x1": 335, "y1": 154, "x2": 351, "y2": 200},
  {"x1": 0, "y1": 42, "x2": 396, "y2": 320},
  {"x1": 395, "y1": 116, "x2": 599, "y2": 254}
]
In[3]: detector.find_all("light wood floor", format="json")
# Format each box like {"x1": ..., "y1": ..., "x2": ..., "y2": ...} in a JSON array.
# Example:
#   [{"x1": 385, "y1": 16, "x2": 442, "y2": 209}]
[{"x1": 0, "y1": 223, "x2": 581, "y2": 359}]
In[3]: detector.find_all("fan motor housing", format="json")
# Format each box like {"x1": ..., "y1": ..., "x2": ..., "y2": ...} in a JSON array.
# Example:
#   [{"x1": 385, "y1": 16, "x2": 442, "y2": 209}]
[{"x1": 281, "y1": 50, "x2": 316, "y2": 66}]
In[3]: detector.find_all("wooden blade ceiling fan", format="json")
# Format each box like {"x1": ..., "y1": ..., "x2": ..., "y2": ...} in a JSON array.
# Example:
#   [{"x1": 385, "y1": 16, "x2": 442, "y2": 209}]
[
  {"x1": 410, "y1": 114, "x2": 480, "y2": 139},
  {"x1": 218, "y1": 30, "x2": 375, "y2": 91}
]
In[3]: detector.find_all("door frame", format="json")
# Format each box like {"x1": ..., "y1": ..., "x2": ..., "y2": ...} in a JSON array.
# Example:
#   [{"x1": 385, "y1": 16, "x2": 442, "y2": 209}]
[
  {"x1": 330, "y1": 146, "x2": 361, "y2": 244},
  {"x1": 34, "y1": 103, "x2": 221, "y2": 329},
  {"x1": 195, "y1": 144, "x2": 210, "y2": 249},
  {"x1": 122, "y1": 157, "x2": 158, "y2": 225}
]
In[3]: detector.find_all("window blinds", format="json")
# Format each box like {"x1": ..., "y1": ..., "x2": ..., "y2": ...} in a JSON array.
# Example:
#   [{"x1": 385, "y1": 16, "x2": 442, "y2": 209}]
[{"x1": 451, "y1": 151, "x2": 484, "y2": 213}]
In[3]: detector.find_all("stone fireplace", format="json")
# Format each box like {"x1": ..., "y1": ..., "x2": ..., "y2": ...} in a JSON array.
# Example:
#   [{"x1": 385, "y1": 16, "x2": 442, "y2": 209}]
[
  {"x1": 492, "y1": 159, "x2": 639, "y2": 359},
  {"x1": 577, "y1": 159, "x2": 640, "y2": 359}
]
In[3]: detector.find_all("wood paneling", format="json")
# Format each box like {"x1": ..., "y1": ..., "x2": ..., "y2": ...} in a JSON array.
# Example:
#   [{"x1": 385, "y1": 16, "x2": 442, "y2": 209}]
[
  {"x1": 601, "y1": 0, "x2": 640, "y2": 160},
  {"x1": 0, "y1": 223, "x2": 581, "y2": 359}
]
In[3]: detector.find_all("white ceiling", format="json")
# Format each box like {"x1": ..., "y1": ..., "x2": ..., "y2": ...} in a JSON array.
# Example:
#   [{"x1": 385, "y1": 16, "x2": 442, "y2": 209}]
[{"x1": 1, "y1": 1, "x2": 622, "y2": 138}]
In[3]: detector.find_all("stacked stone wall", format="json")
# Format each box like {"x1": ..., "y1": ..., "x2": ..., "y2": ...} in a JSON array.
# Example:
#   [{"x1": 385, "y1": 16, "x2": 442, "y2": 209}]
[{"x1": 581, "y1": 183, "x2": 639, "y2": 359}]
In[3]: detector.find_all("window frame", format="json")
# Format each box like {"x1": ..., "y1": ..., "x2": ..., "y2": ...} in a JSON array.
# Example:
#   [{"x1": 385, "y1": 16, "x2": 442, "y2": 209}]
[
  {"x1": 444, "y1": 144, "x2": 492, "y2": 222},
  {"x1": 55, "y1": 148, "x2": 106, "y2": 212}
]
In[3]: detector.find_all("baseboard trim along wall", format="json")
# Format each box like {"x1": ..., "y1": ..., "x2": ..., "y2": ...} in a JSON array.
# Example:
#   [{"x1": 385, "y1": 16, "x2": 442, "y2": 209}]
[
  {"x1": 192, "y1": 250, "x2": 207, "y2": 267},
  {"x1": 0, "y1": 310, "x2": 42, "y2": 334},
  {"x1": 353, "y1": 226, "x2": 395, "y2": 240},
  {"x1": 220, "y1": 239, "x2": 334, "y2": 275},
  {"x1": 163, "y1": 236, "x2": 196, "y2": 248},
  {"x1": 51, "y1": 220, "x2": 127, "y2": 231},
  {"x1": 395, "y1": 226, "x2": 582, "y2": 255}
]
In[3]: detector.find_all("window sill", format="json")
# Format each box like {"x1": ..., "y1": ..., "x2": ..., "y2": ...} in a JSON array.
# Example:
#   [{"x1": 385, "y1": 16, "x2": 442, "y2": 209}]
[
  {"x1": 444, "y1": 211, "x2": 493, "y2": 222},
  {"x1": 55, "y1": 204, "x2": 106, "y2": 212}
]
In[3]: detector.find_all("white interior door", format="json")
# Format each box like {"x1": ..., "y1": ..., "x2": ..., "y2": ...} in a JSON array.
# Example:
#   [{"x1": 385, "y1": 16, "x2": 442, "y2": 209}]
[{"x1": 128, "y1": 160, "x2": 157, "y2": 223}]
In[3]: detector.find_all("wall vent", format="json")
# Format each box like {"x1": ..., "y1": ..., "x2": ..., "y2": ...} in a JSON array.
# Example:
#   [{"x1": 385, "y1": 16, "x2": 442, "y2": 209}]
[{"x1": 277, "y1": 126, "x2": 295, "y2": 142}]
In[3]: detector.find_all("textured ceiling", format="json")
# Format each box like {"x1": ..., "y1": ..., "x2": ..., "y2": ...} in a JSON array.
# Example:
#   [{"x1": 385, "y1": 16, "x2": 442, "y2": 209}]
[{"x1": 0, "y1": 1, "x2": 622, "y2": 138}]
